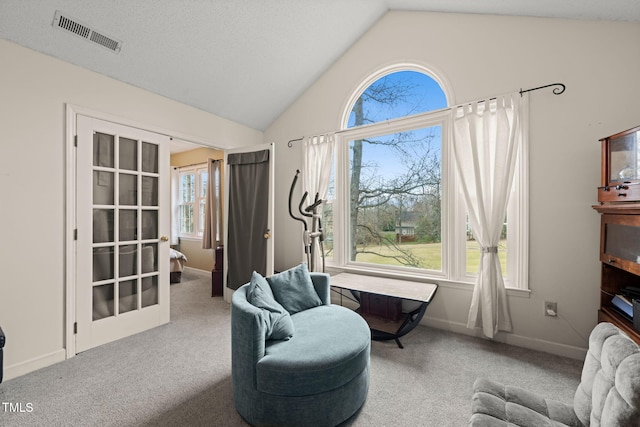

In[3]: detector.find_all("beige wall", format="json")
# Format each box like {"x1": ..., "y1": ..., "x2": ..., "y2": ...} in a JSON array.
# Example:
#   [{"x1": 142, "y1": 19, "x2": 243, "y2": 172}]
[
  {"x1": 171, "y1": 147, "x2": 224, "y2": 167},
  {"x1": 265, "y1": 12, "x2": 640, "y2": 358},
  {"x1": 170, "y1": 147, "x2": 225, "y2": 272},
  {"x1": 0, "y1": 39, "x2": 262, "y2": 380},
  {"x1": 174, "y1": 239, "x2": 214, "y2": 272}
]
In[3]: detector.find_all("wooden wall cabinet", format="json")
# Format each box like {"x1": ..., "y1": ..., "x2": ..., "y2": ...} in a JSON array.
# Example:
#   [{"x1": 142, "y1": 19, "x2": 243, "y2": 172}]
[
  {"x1": 593, "y1": 124, "x2": 640, "y2": 344},
  {"x1": 598, "y1": 125, "x2": 640, "y2": 203}
]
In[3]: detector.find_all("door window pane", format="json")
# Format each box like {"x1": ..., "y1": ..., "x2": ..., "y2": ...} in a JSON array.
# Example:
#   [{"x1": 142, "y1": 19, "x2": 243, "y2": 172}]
[
  {"x1": 141, "y1": 211, "x2": 158, "y2": 240},
  {"x1": 142, "y1": 142, "x2": 158, "y2": 173},
  {"x1": 141, "y1": 276, "x2": 158, "y2": 307},
  {"x1": 119, "y1": 280, "x2": 138, "y2": 314},
  {"x1": 119, "y1": 244, "x2": 137, "y2": 277},
  {"x1": 119, "y1": 210, "x2": 137, "y2": 241},
  {"x1": 142, "y1": 243, "x2": 157, "y2": 273},
  {"x1": 142, "y1": 176, "x2": 158, "y2": 206},
  {"x1": 93, "y1": 247, "x2": 114, "y2": 281},
  {"x1": 93, "y1": 209, "x2": 114, "y2": 243},
  {"x1": 119, "y1": 173, "x2": 137, "y2": 205},
  {"x1": 93, "y1": 132, "x2": 114, "y2": 168},
  {"x1": 119, "y1": 137, "x2": 138, "y2": 171},
  {"x1": 93, "y1": 171, "x2": 114, "y2": 205},
  {"x1": 93, "y1": 284, "x2": 114, "y2": 320}
]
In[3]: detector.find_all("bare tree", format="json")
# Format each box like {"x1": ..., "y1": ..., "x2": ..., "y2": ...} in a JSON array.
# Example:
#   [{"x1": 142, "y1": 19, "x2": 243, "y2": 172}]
[{"x1": 349, "y1": 76, "x2": 441, "y2": 267}]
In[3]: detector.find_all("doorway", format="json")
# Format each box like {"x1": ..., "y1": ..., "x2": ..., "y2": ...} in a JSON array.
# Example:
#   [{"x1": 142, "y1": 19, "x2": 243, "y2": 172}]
[{"x1": 224, "y1": 143, "x2": 275, "y2": 295}]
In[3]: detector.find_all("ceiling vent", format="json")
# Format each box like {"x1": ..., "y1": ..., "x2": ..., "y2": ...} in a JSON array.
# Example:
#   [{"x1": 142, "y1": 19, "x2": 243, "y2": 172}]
[{"x1": 52, "y1": 11, "x2": 122, "y2": 53}]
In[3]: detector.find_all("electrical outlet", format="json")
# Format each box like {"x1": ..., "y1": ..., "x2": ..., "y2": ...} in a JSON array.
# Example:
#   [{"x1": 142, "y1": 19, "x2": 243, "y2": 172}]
[{"x1": 545, "y1": 301, "x2": 557, "y2": 317}]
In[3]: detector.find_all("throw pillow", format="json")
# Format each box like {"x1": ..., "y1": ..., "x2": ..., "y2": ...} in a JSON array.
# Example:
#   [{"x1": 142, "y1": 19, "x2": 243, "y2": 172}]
[
  {"x1": 267, "y1": 263, "x2": 322, "y2": 314},
  {"x1": 248, "y1": 271, "x2": 294, "y2": 341}
]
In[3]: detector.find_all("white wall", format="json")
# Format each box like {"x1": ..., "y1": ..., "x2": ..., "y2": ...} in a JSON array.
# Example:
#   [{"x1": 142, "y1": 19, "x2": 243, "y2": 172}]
[
  {"x1": 0, "y1": 39, "x2": 263, "y2": 380},
  {"x1": 265, "y1": 11, "x2": 640, "y2": 358}
]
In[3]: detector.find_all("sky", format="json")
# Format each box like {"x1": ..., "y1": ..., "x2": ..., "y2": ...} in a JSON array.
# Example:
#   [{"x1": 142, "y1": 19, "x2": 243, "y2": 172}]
[
  {"x1": 347, "y1": 70, "x2": 447, "y2": 126},
  {"x1": 347, "y1": 71, "x2": 448, "y2": 181}
]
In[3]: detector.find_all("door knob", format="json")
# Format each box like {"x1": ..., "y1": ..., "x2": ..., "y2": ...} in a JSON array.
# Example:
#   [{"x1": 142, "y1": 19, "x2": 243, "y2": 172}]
[
  {"x1": 160, "y1": 236, "x2": 169, "y2": 242},
  {"x1": 263, "y1": 229, "x2": 271, "y2": 239}
]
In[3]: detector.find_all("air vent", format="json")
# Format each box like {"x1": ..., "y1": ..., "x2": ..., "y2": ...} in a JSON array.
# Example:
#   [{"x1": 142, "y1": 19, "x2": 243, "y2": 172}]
[{"x1": 53, "y1": 11, "x2": 122, "y2": 53}]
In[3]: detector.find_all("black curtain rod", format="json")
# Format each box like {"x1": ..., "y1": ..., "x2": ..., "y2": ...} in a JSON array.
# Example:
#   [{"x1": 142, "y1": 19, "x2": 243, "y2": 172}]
[
  {"x1": 519, "y1": 82, "x2": 566, "y2": 96},
  {"x1": 287, "y1": 82, "x2": 566, "y2": 147}
]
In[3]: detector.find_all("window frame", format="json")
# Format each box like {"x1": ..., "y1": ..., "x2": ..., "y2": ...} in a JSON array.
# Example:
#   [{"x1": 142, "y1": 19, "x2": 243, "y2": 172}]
[
  {"x1": 327, "y1": 68, "x2": 529, "y2": 290},
  {"x1": 177, "y1": 163, "x2": 208, "y2": 239}
]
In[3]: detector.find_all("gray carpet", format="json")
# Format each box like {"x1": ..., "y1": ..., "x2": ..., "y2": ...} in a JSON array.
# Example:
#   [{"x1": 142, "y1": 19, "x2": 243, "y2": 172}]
[{"x1": 0, "y1": 270, "x2": 583, "y2": 426}]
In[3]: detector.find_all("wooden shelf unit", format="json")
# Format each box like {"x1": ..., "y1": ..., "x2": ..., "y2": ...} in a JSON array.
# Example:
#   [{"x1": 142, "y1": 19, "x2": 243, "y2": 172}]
[
  {"x1": 597, "y1": 260, "x2": 640, "y2": 344},
  {"x1": 593, "y1": 124, "x2": 640, "y2": 345}
]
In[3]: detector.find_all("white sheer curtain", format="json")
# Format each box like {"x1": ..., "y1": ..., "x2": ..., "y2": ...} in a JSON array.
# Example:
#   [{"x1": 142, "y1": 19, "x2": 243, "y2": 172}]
[
  {"x1": 303, "y1": 134, "x2": 335, "y2": 271},
  {"x1": 452, "y1": 93, "x2": 521, "y2": 338},
  {"x1": 202, "y1": 159, "x2": 223, "y2": 249}
]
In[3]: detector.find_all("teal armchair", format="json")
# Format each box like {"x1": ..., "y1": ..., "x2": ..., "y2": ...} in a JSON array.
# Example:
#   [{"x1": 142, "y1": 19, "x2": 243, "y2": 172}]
[{"x1": 231, "y1": 272, "x2": 370, "y2": 427}]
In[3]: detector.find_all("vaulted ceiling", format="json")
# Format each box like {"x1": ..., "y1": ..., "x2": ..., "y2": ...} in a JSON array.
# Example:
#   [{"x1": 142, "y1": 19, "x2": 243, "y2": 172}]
[{"x1": 2, "y1": 1, "x2": 639, "y2": 131}]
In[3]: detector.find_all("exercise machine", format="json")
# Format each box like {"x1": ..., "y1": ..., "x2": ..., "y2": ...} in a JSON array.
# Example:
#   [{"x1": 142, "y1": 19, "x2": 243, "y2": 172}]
[{"x1": 288, "y1": 170, "x2": 326, "y2": 272}]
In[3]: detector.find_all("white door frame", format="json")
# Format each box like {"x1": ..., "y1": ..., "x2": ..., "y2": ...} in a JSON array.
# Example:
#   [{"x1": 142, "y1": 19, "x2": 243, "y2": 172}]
[{"x1": 64, "y1": 104, "x2": 223, "y2": 358}]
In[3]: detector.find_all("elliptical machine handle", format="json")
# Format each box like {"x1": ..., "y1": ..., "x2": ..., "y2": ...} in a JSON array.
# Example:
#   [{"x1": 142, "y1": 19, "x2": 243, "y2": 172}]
[{"x1": 288, "y1": 170, "x2": 307, "y2": 229}]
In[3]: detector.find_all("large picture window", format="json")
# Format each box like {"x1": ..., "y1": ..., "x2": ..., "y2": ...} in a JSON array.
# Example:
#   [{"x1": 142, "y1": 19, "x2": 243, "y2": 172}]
[{"x1": 326, "y1": 67, "x2": 528, "y2": 289}]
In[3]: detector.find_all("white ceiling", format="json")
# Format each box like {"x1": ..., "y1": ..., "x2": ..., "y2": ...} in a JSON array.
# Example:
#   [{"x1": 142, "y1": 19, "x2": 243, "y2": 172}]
[{"x1": 2, "y1": 1, "x2": 639, "y2": 132}]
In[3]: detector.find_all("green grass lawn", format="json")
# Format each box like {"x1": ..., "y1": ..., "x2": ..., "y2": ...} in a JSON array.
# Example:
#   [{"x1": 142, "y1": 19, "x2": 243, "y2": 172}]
[{"x1": 355, "y1": 239, "x2": 507, "y2": 273}]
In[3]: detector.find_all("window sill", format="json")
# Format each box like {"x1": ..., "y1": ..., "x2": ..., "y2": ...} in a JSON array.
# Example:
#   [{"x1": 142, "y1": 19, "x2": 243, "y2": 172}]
[
  {"x1": 178, "y1": 236, "x2": 203, "y2": 242},
  {"x1": 325, "y1": 265, "x2": 531, "y2": 298}
]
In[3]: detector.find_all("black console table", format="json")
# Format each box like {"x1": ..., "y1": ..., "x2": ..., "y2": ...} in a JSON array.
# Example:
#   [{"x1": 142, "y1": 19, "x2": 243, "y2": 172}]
[{"x1": 330, "y1": 273, "x2": 437, "y2": 348}]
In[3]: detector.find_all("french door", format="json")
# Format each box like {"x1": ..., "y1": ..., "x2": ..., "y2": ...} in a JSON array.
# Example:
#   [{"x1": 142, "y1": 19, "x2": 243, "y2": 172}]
[{"x1": 75, "y1": 115, "x2": 170, "y2": 352}]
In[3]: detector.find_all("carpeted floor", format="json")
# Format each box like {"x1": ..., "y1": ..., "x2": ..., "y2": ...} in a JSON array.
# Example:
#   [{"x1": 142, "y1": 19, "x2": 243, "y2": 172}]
[{"x1": 0, "y1": 269, "x2": 583, "y2": 426}]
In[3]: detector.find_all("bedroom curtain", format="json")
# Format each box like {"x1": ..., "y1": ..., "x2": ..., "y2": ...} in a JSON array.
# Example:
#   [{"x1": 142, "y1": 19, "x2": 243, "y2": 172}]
[
  {"x1": 226, "y1": 149, "x2": 270, "y2": 290},
  {"x1": 170, "y1": 167, "x2": 180, "y2": 245},
  {"x1": 451, "y1": 93, "x2": 521, "y2": 339},
  {"x1": 202, "y1": 159, "x2": 223, "y2": 249},
  {"x1": 303, "y1": 134, "x2": 335, "y2": 271}
]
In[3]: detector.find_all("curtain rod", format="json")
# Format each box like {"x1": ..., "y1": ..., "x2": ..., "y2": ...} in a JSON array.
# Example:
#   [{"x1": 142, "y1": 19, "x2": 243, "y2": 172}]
[{"x1": 287, "y1": 82, "x2": 565, "y2": 147}]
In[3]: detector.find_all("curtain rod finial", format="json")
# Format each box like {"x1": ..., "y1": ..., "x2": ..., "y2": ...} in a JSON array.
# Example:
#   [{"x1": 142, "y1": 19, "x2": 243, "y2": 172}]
[
  {"x1": 288, "y1": 136, "x2": 304, "y2": 148},
  {"x1": 520, "y1": 83, "x2": 566, "y2": 97}
]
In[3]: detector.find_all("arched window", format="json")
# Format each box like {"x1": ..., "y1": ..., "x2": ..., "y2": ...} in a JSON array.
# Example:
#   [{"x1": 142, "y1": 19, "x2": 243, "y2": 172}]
[
  {"x1": 325, "y1": 66, "x2": 528, "y2": 290},
  {"x1": 346, "y1": 70, "x2": 447, "y2": 127}
]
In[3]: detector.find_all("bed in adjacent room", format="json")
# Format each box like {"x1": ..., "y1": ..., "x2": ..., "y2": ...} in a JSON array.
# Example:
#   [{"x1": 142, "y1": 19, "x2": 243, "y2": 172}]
[{"x1": 170, "y1": 248, "x2": 188, "y2": 283}]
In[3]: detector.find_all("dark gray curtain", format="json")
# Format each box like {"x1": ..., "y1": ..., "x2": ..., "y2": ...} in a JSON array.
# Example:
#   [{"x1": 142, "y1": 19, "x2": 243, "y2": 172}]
[{"x1": 227, "y1": 149, "x2": 269, "y2": 290}]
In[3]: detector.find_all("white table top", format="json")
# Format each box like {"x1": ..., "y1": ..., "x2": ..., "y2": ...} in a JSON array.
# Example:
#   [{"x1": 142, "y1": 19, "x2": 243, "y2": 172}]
[{"x1": 330, "y1": 273, "x2": 437, "y2": 303}]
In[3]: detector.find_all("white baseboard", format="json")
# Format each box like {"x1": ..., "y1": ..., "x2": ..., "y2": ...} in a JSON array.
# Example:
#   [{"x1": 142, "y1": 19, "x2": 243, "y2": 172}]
[
  {"x1": 422, "y1": 316, "x2": 588, "y2": 360},
  {"x1": 4, "y1": 349, "x2": 66, "y2": 382}
]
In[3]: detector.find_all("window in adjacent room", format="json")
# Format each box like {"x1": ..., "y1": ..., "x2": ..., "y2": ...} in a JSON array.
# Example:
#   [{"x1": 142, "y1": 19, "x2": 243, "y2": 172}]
[
  {"x1": 326, "y1": 66, "x2": 528, "y2": 289},
  {"x1": 177, "y1": 164, "x2": 208, "y2": 238}
]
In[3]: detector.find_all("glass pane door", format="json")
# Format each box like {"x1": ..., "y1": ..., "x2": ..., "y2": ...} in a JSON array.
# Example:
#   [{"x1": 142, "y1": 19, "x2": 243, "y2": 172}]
[
  {"x1": 76, "y1": 115, "x2": 170, "y2": 353},
  {"x1": 91, "y1": 132, "x2": 160, "y2": 320}
]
